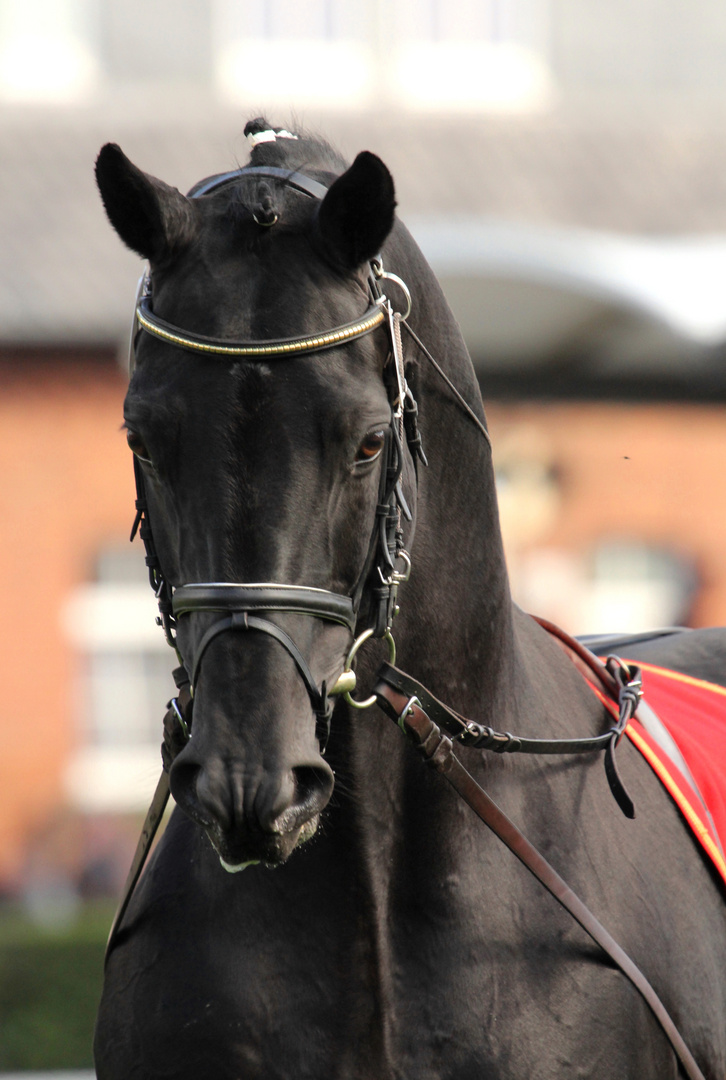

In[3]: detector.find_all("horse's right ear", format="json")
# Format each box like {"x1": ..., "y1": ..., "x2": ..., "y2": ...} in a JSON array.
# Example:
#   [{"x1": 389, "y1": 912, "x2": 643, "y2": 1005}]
[
  {"x1": 316, "y1": 151, "x2": 396, "y2": 272},
  {"x1": 95, "y1": 143, "x2": 198, "y2": 264}
]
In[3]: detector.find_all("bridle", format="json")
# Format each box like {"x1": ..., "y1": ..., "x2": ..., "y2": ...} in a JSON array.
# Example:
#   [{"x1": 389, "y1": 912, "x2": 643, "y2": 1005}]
[{"x1": 129, "y1": 163, "x2": 423, "y2": 749}]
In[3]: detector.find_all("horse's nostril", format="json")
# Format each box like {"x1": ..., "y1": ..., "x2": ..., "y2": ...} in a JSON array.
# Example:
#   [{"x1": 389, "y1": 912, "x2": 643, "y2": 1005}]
[
  {"x1": 169, "y1": 760, "x2": 216, "y2": 828},
  {"x1": 169, "y1": 746, "x2": 335, "y2": 839},
  {"x1": 292, "y1": 765, "x2": 335, "y2": 815},
  {"x1": 261, "y1": 764, "x2": 335, "y2": 835}
]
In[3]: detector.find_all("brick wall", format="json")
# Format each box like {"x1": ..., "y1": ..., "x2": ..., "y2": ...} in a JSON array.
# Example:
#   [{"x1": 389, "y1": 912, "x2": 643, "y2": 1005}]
[
  {"x1": 2, "y1": 363, "x2": 726, "y2": 887},
  {"x1": 486, "y1": 400, "x2": 726, "y2": 627},
  {"x1": 0, "y1": 353, "x2": 131, "y2": 887}
]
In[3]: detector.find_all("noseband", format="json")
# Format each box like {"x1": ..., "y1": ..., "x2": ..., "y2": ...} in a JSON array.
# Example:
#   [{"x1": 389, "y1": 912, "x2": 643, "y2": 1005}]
[
  {"x1": 173, "y1": 584, "x2": 357, "y2": 742},
  {"x1": 130, "y1": 164, "x2": 421, "y2": 750}
]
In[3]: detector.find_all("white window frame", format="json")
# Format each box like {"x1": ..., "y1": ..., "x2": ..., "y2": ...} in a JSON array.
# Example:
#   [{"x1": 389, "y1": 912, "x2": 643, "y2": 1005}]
[
  {"x1": 0, "y1": 0, "x2": 99, "y2": 103},
  {"x1": 62, "y1": 581, "x2": 173, "y2": 813},
  {"x1": 212, "y1": 0, "x2": 552, "y2": 112}
]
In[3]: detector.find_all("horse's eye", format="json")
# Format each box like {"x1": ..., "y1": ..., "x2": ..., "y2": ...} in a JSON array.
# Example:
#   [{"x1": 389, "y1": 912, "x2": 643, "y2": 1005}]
[
  {"x1": 126, "y1": 430, "x2": 151, "y2": 461},
  {"x1": 355, "y1": 429, "x2": 386, "y2": 464}
]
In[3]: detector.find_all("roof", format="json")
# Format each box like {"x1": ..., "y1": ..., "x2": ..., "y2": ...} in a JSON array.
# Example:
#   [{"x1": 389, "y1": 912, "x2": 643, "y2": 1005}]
[
  {"x1": 5, "y1": 104, "x2": 726, "y2": 373},
  {"x1": 413, "y1": 217, "x2": 726, "y2": 369}
]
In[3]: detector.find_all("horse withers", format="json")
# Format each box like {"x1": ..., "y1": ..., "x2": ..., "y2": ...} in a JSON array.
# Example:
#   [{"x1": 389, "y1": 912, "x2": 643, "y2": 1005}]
[{"x1": 93, "y1": 120, "x2": 726, "y2": 1079}]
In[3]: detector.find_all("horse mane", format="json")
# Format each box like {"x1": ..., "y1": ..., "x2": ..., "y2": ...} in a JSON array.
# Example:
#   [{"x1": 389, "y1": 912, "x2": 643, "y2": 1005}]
[
  {"x1": 242, "y1": 117, "x2": 348, "y2": 174},
  {"x1": 215, "y1": 118, "x2": 351, "y2": 232}
]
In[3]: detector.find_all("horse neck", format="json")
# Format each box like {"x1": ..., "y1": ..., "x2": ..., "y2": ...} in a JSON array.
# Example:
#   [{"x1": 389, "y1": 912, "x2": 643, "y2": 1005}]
[
  {"x1": 390, "y1": 235, "x2": 517, "y2": 728},
  {"x1": 323, "y1": 229, "x2": 606, "y2": 986},
  {"x1": 380, "y1": 232, "x2": 598, "y2": 737}
]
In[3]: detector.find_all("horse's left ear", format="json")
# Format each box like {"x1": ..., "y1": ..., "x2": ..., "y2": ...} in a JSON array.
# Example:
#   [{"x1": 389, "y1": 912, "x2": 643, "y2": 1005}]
[
  {"x1": 316, "y1": 151, "x2": 396, "y2": 271},
  {"x1": 95, "y1": 143, "x2": 198, "y2": 264}
]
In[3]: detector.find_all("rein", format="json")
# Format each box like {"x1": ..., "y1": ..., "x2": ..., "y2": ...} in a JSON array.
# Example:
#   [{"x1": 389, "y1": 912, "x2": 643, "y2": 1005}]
[
  {"x1": 109, "y1": 160, "x2": 705, "y2": 1080},
  {"x1": 374, "y1": 645, "x2": 640, "y2": 819},
  {"x1": 374, "y1": 669, "x2": 706, "y2": 1080}
]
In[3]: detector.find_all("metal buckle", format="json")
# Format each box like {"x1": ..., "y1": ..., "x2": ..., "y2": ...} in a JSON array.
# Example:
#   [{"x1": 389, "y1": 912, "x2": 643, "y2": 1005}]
[
  {"x1": 398, "y1": 695, "x2": 421, "y2": 734},
  {"x1": 377, "y1": 550, "x2": 412, "y2": 596},
  {"x1": 170, "y1": 697, "x2": 190, "y2": 741}
]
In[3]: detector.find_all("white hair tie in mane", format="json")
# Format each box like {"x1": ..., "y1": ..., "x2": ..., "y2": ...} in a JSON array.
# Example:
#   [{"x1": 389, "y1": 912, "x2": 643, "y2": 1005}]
[{"x1": 247, "y1": 128, "x2": 299, "y2": 148}]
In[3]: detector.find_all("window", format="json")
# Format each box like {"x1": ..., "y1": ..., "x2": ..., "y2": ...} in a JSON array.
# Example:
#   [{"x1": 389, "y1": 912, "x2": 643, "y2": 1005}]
[
  {"x1": 62, "y1": 545, "x2": 175, "y2": 812},
  {"x1": 213, "y1": 0, "x2": 373, "y2": 108},
  {"x1": 390, "y1": 0, "x2": 553, "y2": 111},
  {"x1": 510, "y1": 540, "x2": 698, "y2": 636},
  {"x1": 212, "y1": 0, "x2": 552, "y2": 112},
  {"x1": 0, "y1": 0, "x2": 99, "y2": 103},
  {"x1": 584, "y1": 540, "x2": 697, "y2": 634}
]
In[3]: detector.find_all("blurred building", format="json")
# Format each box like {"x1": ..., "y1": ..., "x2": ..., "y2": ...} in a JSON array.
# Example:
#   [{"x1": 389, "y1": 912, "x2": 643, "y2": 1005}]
[{"x1": 3, "y1": 0, "x2": 726, "y2": 894}]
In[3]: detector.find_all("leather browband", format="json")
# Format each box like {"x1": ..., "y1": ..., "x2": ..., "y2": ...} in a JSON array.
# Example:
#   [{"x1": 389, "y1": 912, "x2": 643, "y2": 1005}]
[
  {"x1": 172, "y1": 583, "x2": 356, "y2": 632},
  {"x1": 136, "y1": 296, "x2": 386, "y2": 359}
]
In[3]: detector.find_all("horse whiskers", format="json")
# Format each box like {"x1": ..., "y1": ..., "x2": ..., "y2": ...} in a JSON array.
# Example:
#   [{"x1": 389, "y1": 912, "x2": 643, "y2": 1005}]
[{"x1": 326, "y1": 770, "x2": 358, "y2": 807}]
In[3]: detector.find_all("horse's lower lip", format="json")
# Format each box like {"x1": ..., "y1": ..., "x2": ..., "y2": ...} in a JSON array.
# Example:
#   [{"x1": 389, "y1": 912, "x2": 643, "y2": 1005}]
[
  {"x1": 219, "y1": 857, "x2": 260, "y2": 873},
  {"x1": 210, "y1": 815, "x2": 320, "y2": 870}
]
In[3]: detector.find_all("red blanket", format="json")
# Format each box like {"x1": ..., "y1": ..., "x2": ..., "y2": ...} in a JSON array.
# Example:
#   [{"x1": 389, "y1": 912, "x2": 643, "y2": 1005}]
[{"x1": 598, "y1": 662, "x2": 726, "y2": 890}]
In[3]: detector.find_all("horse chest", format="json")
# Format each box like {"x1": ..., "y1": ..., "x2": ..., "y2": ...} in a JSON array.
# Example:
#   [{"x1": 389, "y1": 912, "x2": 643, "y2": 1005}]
[{"x1": 97, "y1": 792, "x2": 726, "y2": 1080}]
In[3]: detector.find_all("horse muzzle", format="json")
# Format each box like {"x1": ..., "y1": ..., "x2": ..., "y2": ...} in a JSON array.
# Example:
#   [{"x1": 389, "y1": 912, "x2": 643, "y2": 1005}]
[{"x1": 169, "y1": 746, "x2": 335, "y2": 868}]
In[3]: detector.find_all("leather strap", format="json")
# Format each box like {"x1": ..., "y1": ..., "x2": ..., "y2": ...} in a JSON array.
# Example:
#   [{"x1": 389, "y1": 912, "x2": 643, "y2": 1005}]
[
  {"x1": 537, "y1": 616, "x2": 718, "y2": 825},
  {"x1": 190, "y1": 611, "x2": 328, "y2": 719},
  {"x1": 189, "y1": 165, "x2": 331, "y2": 201},
  {"x1": 374, "y1": 680, "x2": 706, "y2": 1080},
  {"x1": 376, "y1": 662, "x2": 624, "y2": 754},
  {"x1": 136, "y1": 295, "x2": 386, "y2": 360},
  {"x1": 105, "y1": 670, "x2": 192, "y2": 965},
  {"x1": 105, "y1": 770, "x2": 170, "y2": 965},
  {"x1": 172, "y1": 582, "x2": 356, "y2": 631}
]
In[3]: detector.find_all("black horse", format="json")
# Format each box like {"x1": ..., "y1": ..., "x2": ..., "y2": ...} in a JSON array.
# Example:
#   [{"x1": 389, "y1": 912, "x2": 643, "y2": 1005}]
[{"x1": 94, "y1": 121, "x2": 726, "y2": 1079}]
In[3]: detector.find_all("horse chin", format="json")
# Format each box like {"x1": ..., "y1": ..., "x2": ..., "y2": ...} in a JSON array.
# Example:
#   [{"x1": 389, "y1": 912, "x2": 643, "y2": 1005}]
[{"x1": 211, "y1": 813, "x2": 321, "y2": 872}]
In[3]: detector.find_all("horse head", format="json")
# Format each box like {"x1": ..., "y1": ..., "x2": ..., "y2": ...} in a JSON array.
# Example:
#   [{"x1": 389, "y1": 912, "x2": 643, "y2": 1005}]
[{"x1": 95, "y1": 128, "x2": 416, "y2": 870}]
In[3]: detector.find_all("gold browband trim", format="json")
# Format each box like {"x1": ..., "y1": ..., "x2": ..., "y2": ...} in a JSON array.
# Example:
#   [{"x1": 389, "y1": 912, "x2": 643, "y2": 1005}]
[{"x1": 136, "y1": 300, "x2": 387, "y2": 358}]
